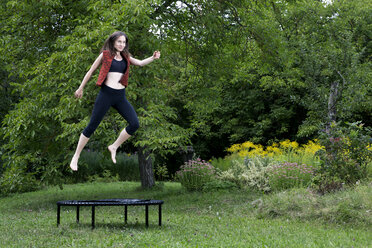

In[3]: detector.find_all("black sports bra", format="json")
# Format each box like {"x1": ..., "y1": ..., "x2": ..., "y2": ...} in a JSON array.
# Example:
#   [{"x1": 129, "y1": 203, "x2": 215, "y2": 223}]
[{"x1": 109, "y1": 58, "x2": 127, "y2": 73}]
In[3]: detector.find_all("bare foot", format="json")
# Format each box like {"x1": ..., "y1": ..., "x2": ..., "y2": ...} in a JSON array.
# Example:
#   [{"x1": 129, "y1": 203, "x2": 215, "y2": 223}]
[
  {"x1": 108, "y1": 145, "x2": 117, "y2": 164},
  {"x1": 70, "y1": 156, "x2": 79, "y2": 171}
]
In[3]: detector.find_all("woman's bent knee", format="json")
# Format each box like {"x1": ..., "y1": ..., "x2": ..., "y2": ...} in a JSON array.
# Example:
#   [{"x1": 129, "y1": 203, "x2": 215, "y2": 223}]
[
  {"x1": 126, "y1": 121, "x2": 139, "y2": 135},
  {"x1": 82, "y1": 125, "x2": 96, "y2": 138}
]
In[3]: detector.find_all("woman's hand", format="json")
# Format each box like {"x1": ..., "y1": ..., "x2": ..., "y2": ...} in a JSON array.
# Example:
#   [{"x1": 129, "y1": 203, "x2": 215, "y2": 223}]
[
  {"x1": 74, "y1": 88, "x2": 83, "y2": 99},
  {"x1": 153, "y1": 51, "x2": 161, "y2": 59},
  {"x1": 130, "y1": 51, "x2": 161, "y2": 66}
]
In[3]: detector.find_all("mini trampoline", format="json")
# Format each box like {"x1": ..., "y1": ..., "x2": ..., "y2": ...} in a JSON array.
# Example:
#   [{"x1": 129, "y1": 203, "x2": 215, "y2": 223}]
[{"x1": 57, "y1": 198, "x2": 164, "y2": 229}]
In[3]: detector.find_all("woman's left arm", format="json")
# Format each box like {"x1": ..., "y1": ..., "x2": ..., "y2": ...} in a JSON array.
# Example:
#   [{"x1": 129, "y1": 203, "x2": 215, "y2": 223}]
[{"x1": 130, "y1": 51, "x2": 161, "y2": 66}]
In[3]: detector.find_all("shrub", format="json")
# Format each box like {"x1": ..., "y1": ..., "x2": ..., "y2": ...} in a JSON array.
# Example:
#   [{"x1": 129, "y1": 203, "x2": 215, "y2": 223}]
[
  {"x1": 202, "y1": 179, "x2": 238, "y2": 192},
  {"x1": 311, "y1": 173, "x2": 344, "y2": 195},
  {"x1": 176, "y1": 158, "x2": 216, "y2": 191},
  {"x1": 155, "y1": 164, "x2": 169, "y2": 181},
  {"x1": 316, "y1": 121, "x2": 372, "y2": 187},
  {"x1": 210, "y1": 156, "x2": 234, "y2": 171},
  {"x1": 112, "y1": 153, "x2": 140, "y2": 181},
  {"x1": 69, "y1": 150, "x2": 140, "y2": 183},
  {"x1": 268, "y1": 162, "x2": 315, "y2": 191},
  {"x1": 219, "y1": 156, "x2": 277, "y2": 192},
  {"x1": 0, "y1": 165, "x2": 40, "y2": 196},
  {"x1": 87, "y1": 169, "x2": 120, "y2": 183}
]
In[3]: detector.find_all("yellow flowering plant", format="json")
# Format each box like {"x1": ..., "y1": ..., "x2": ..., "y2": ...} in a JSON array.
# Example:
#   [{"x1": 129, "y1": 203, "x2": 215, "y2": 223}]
[{"x1": 227, "y1": 139, "x2": 323, "y2": 167}]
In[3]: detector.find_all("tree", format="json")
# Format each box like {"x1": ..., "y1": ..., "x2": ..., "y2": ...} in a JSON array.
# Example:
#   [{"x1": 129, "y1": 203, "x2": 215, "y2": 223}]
[
  {"x1": 211, "y1": 0, "x2": 371, "y2": 145},
  {"x1": 0, "y1": 0, "x2": 92, "y2": 192},
  {"x1": 243, "y1": 0, "x2": 372, "y2": 137},
  {"x1": 1, "y1": 0, "x2": 193, "y2": 192}
]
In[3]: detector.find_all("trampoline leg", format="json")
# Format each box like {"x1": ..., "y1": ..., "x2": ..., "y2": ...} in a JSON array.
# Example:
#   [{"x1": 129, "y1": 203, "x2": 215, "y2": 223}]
[
  {"x1": 92, "y1": 206, "x2": 95, "y2": 229},
  {"x1": 145, "y1": 205, "x2": 149, "y2": 227},
  {"x1": 159, "y1": 204, "x2": 162, "y2": 226},
  {"x1": 57, "y1": 205, "x2": 61, "y2": 227},
  {"x1": 76, "y1": 206, "x2": 80, "y2": 224},
  {"x1": 125, "y1": 205, "x2": 128, "y2": 224}
]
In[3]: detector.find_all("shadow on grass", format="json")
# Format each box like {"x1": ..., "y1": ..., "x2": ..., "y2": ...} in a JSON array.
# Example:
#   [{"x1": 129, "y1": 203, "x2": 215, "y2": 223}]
[{"x1": 60, "y1": 221, "x2": 167, "y2": 231}]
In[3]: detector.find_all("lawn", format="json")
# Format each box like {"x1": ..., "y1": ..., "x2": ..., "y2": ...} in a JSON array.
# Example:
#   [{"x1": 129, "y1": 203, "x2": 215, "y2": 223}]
[{"x1": 0, "y1": 181, "x2": 371, "y2": 247}]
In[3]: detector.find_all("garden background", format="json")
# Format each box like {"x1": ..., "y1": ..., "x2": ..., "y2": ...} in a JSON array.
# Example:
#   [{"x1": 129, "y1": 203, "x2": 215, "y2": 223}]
[{"x1": 0, "y1": 0, "x2": 371, "y2": 246}]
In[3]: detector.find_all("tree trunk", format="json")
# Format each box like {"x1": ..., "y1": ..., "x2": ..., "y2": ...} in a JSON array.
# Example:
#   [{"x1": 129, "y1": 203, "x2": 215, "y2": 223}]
[
  {"x1": 138, "y1": 146, "x2": 155, "y2": 188},
  {"x1": 326, "y1": 81, "x2": 340, "y2": 134},
  {"x1": 326, "y1": 81, "x2": 339, "y2": 131},
  {"x1": 326, "y1": 71, "x2": 347, "y2": 134}
]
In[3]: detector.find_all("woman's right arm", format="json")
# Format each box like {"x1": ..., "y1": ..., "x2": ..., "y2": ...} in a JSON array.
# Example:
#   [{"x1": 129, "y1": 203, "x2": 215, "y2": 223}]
[{"x1": 74, "y1": 53, "x2": 103, "y2": 98}]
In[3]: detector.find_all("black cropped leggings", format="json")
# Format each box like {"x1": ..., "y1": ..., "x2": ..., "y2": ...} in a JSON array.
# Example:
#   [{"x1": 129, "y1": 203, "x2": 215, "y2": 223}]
[{"x1": 82, "y1": 84, "x2": 139, "y2": 138}]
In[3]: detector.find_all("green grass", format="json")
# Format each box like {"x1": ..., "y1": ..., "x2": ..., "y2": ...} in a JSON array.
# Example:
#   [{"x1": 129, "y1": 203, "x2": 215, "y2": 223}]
[{"x1": 0, "y1": 182, "x2": 371, "y2": 247}]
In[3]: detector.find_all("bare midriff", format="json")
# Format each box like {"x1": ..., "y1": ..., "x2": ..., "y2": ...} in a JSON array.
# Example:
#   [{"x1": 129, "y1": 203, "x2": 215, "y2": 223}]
[{"x1": 104, "y1": 72, "x2": 126, "y2": 89}]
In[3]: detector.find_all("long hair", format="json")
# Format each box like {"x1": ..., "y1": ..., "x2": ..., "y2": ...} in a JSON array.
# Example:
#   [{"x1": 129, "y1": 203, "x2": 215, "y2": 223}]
[{"x1": 101, "y1": 31, "x2": 129, "y2": 57}]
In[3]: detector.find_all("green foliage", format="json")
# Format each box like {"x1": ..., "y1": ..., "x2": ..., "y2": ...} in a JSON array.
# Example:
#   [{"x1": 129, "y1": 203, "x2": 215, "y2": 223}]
[
  {"x1": 316, "y1": 121, "x2": 371, "y2": 187},
  {"x1": 210, "y1": 156, "x2": 233, "y2": 172},
  {"x1": 203, "y1": 0, "x2": 371, "y2": 146},
  {"x1": 202, "y1": 179, "x2": 238, "y2": 192},
  {"x1": 0, "y1": 163, "x2": 40, "y2": 196},
  {"x1": 176, "y1": 159, "x2": 216, "y2": 191},
  {"x1": 1, "y1": 0, "x2": 371, "y2": 193},
  {"x1": 134, "y1": 103, "x2": 193, "y2": 157},
  {"x1": 87, "y1": 169, "x2": 120, "y2": 183},
  {"x1": 268, "y1": 162, "x2": 315, "y2": 191},
  {"x1": 154, "y1": 164, "x2": 169, "y2": 182},
  {"x1": 219, "y1": 156, "x2": 277, "y2": 192},
  {"x1": 312, "y1": 173, "x2": 345, "y2": 195},
  {"x1": 0, "y1": 0, "x2": 193, "y2": 192},
  {"x1": 73, "y1": 151, "x2": 140, "y2": 183}
]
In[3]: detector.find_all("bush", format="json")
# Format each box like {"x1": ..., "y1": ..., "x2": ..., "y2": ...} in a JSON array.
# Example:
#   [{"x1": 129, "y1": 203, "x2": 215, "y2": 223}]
[
  {"x1": 311, "y1": 173, "x2": 344, "y2": 195},
  {"x1": 176, "y1": 158, "x2": 216, "y2": 191},
  {"x1": 202, "y1": 179, "x2": 238, "y2": 192},
  {"x1": 210, "y1": 156, "x2": 234, "y2": 171},
  {"x1": 219, "y1": 156, "x2": 277, "y2": 192},
  {"x1": 268, "y1": 162, "x2": 315, "y2": 191},
  {"x1": 0, "y1": 165, "x2": 40, "y2": 196},
  {"x1": 316, "y1": 121, "x2": 372, "y2": 186},
  {"x1": 68, "y1": 150, "x2": 140, "y2": 183},
  {"x1": 155, "y1": 164, "x2": 169, "y2": 181},
  {"x1": 112, "y1": 153, "x2": 140, "y2": 181},
  {"x1": 87, "y1": 169, "x2": 120, "y2": 183}
]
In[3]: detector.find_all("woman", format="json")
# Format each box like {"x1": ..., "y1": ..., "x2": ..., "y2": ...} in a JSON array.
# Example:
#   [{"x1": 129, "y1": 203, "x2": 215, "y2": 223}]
[{"x1": 70, "y1": 31, "x2": 160, "y2": 171}]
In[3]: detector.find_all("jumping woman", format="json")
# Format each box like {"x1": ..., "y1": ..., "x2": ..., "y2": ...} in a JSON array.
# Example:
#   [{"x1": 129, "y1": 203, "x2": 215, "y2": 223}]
[{"x1": 70, "y1": 31, "x2": 160, "y2": 171}]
